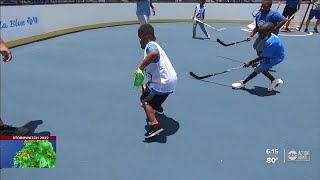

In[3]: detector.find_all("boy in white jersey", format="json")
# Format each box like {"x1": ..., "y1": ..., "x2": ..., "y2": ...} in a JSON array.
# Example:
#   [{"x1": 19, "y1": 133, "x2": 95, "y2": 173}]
[
  {"x1": 135, "y1": 24, "x2": 178, "y2": 139},
  {"x1": 192, "y1": 0, "x2": 210, "y2": 39}
]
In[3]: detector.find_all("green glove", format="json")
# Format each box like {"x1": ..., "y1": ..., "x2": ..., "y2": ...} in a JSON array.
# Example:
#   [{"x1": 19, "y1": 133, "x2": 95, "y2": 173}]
[{"x1": 134, "y1": 68, "x2": 144, "y2": 89}]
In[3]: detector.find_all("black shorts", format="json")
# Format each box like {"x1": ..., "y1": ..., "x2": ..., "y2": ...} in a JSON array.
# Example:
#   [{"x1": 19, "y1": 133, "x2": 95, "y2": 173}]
[
  {"x1": 283, "y1": 5, "x2": 297, "y2": 19},
  {"x1": 140, "y1": 88, "x2": 168, "y2": 110}
]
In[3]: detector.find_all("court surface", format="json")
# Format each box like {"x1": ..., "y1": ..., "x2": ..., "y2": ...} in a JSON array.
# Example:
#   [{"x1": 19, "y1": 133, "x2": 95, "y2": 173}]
[{"x1": 1, "y1": 22, "x2": 319, "y2": 180}]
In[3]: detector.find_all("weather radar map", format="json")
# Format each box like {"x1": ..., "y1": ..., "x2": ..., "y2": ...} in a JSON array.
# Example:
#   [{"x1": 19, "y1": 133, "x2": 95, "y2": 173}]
[{"x1": 0, "y1": 136, "x2": 56, "y2": 168}]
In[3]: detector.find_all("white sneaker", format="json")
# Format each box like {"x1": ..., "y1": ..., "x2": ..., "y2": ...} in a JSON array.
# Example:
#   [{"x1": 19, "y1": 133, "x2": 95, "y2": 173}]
[
  {"x1": 206, "y1": 35, "x2": 210, "y2": 39},
  {"x1": 232, "y1": 80, "x2": 245, "y2": 89},
  {"x1": 268, "y1": 79, "x2": 283, "y2": 91}
]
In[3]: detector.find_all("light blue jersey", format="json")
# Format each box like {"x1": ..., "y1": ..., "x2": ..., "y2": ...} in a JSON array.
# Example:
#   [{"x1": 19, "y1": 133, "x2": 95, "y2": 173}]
[
  {"x1": 260, "y1": 33, "x2": 285, "y2": 69},
  {"x1": 256, "y1": 10, "x2": 285, "y2": 33},
  {"x1": 136, "y1": 0, "x2": 151, "y2": 16}
]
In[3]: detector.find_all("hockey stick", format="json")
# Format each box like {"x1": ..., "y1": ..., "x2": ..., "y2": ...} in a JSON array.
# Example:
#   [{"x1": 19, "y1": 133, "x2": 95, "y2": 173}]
[
  {"x1": 193, "y1": 18, "x2": 226, "y2": 32},
  {"x1": 216, "y1": 39, "x2": 248, "y2": 47},
  {"x1": 275, "y1": 0, "x2": 282, "y2": 11},
  {"x1": 299, "y1": 2, "x2": 312, "y2": 31},
  {"x1": 216, "y1": 56, "x2": 246, "y2": 64},
  {"x1": 189, "y1": 66, "x2": 244, "y2": 80},
  {"x1": 280, "y1": 13, "x2": 297, "y2": 30}
]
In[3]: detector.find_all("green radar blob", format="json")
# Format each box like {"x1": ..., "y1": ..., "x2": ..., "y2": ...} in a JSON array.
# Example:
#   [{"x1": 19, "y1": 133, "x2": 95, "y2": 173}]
[{"x1": 13, "y1": 140, "x2": 56, "y2": 168}]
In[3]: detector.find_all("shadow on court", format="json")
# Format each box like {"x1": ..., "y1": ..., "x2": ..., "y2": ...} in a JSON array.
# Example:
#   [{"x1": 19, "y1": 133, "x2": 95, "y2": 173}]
[
  {"x1": 193, "y1": 37, "x2": 217, "y2": 42},
  {"x1": 199, "y1": 79, "x2": 232, "y2": 87},
  {"x1": 23, "y1": 120, "x2": 51, "y2": 136},
  {"x1": 241, "y1": 86, "x2": 280, "y2": 97},
  {"x1": 144, "y1": 114, "x2": 180, "y2": 144}
]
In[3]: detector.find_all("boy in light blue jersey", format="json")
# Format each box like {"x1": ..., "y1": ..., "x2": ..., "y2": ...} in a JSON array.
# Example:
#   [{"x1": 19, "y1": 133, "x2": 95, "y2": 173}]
[
  {"x1": 282, "y1": 0, "x2": 301, "y2": 30},
  {"x1": 192, "y1": 0, "x2": 210, "y2": 39},
  {"x1": 233, "y1": 22, "x2": 285, "y2": 91},
  {"x1": 136, "y1": 0, "x2": 156, "y2": 25},
  {"x1": 247, "y1": 0, "x2": 287, "y2": 56}
]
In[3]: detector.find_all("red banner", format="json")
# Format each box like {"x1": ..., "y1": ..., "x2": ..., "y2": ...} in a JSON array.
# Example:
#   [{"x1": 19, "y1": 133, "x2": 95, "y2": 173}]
[{"x1": 0, "y1": 136, "x2": 56, "y2": 140}]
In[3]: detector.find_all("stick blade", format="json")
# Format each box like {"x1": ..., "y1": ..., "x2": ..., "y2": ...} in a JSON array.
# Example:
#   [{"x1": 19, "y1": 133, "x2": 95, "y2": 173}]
[
  {"x1": 216, "y1": 28, "x2": 226, "y2": 32},
  {"x1": 189, "y1": 72, "x2": 213, "y2": 80},
  {"x1": 217, "y1": 39, "x2": 232, "y2": 46}
]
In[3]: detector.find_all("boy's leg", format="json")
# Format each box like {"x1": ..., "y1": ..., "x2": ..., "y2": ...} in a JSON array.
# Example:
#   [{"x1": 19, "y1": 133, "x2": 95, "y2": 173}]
[
  {"x1": 232, "y1": 64, "x2": 266, "y2": 89},
  {"x1": 262, "y1": 70, "x2": 283, "y2": 91},
  {"x1": 145, "y1": 15, "x2": 150, "y2": 24},
  {"x1": 199, "y1": 23, "x2": 209, "y2": 38},
  {"x1": 140, "y1": 90, "x2": 158, "y2": 126},
  {"x1": 305, "y1": 9, "x2": 315, "y2": 32},
  {"x1": 262, "y1": 70, "x2": 275, "y2": 82},
  {"x1": 243, "y1": 72, "x2": 258, "y2": 84},
  {"x1": 314, "y1": 11, "x2": 320, "y2": 32},
  {"x1": 192, "y1": 21, "x2": 198, "y2": 37},
  {"x1": 285, "y1": 7, "x2": 297, "y2": 30},
  {"x1": 305, "y1": 19, "x2": 311, "y2": 32},
  {"x1": 140, "y1": 89, "x2": 167, "y2": 138},
  {"x1": 315, "y1": 19, "x2": 320, "y2": 33},
  {"x1": 137, "y1": 15, "x2": 149, "y2": 25}
]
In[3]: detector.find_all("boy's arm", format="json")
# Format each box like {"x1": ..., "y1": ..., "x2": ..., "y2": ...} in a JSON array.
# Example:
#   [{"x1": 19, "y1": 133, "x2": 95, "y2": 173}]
[
  {"x1": 0, "y1": 37, "x2": 12, "y2": 62},
  {"x1": 138, "y1": 49, "x2": 159, "y2": 70},
  {"x1": 272, "y1": 12, "x2": 287, "y2": 33},
  {"x1": 247, "y1": 26, "x2": 258, "y2": 40},
  {"x1": 244, "y1": 56, "x2": 263, "y2": 67},
  {"x1": 273, "y1": 18, "x2": 287, "y2": 32}
]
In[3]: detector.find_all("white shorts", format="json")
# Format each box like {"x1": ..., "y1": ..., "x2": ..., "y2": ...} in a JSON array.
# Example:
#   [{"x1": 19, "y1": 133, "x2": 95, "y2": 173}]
[{"x1": 137, "y1": 15, "x2": 150, "y2": 25}]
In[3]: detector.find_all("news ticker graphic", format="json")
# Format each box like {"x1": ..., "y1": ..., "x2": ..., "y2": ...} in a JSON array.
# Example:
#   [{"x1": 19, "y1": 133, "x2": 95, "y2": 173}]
[
  {"x1": 265, "y1": 148, "x2": 311, "y2": 164},
  {"x1": 0, "y1": 136, "x2": 56, "y2": 168}
]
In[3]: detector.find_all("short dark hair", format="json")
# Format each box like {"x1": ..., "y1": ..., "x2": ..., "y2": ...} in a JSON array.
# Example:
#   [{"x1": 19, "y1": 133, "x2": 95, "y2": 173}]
[
  {"x1": 263, "y1": 0, "x2": 272, "y2": 8},
  {"x1": 138, "y1": 24, "x2": 155, "y2": 41}
]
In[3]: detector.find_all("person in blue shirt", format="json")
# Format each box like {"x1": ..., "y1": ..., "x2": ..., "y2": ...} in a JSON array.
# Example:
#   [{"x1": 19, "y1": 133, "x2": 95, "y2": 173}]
[
  {"x1": 192, "y1": 0, "x2": 210, "y2": 39},
  {"x1": 247, "y1": 0, "x2": 287, "y2": 57},
  {"x1": 232, "y1": 22, "x2": 285, "y2": 91},
  {"x1": 136, "y1": 0, "x2": 156, "y2": 25},
  {"x1": 282, "y1": 0, "x2": 301, "y2": 31}
]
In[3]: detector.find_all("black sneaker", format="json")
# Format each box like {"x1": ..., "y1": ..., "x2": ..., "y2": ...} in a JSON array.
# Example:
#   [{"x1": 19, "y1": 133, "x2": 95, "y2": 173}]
[
  {"x1": 0, "y1": 125, "x2": 29, "y2": 136},
  {"x1": 304, "y1": 28, "x2": 309, "y2": 32},
  {"x1": 155, "y1": 107, "x2": 164, "y2": 114},
  {"x1": 314, "y1": 28, "x2": 319, "y2": 33},
  {"x1": 144, "y1": 125, "x2": 163, "y2": 139}
]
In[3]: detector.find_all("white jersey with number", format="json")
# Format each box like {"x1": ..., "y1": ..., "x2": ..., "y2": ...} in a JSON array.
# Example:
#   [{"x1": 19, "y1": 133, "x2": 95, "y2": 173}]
[
  {"x1": 144, "y1": 41, "x2": 177, "y2": 94},
  {"x1": 194, "y1": 4, "x2": 206, "y2": 20}
]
